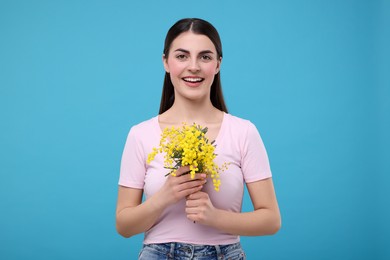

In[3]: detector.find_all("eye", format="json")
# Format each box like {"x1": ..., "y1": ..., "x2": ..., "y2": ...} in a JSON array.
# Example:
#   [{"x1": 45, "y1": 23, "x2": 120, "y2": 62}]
[
  {"x1": 200, "y1": 55, "x2": 212, "y2": 61},
  {"x1": 176, "y1": 54, "x2": 188, "y2": 61}
]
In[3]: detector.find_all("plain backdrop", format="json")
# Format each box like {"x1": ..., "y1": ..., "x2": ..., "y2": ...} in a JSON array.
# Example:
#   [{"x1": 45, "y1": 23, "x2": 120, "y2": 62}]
[{"x1": 1, "y1": 0, "x2": 389, "y2": 259}]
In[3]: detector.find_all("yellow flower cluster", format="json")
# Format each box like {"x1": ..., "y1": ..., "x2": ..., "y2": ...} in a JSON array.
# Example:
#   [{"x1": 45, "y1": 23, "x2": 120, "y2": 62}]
[{"x1": 147, "y1": 123, "x2": 228, "y2": 191}]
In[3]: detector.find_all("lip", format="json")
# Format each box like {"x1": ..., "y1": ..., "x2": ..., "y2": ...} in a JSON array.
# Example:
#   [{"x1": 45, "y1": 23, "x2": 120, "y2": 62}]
[
  {"x1": 182, "y1": 76, "x2": 204, "y2": 87},
  {"x1": 182, "y1": 76, "x2": 204, "y2": 82}
]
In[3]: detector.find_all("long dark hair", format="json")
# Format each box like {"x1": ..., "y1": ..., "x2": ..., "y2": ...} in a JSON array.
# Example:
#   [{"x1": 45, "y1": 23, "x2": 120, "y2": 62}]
[{"x1": 159, "y1": 18, "x2": 228, "y2": 114}]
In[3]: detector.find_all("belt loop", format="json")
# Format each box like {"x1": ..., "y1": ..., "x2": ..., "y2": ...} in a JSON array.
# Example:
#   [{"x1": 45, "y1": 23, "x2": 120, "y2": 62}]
[
  {"x1": 214, "y1": 244, "x2": 223, "y2": 259},
  {"x1": 168, "y1": 243, "x2": 175, "y2": 259}
]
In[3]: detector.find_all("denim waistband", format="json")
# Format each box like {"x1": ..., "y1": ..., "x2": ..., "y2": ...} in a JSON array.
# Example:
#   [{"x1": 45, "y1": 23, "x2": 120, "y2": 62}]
[{"x1": 141, "y1": 242, "x2": 243, "y2": 259}]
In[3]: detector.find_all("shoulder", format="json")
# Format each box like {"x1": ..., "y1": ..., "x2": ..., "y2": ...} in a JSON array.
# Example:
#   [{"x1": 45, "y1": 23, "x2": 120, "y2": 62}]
[
  {"x1": 225, "y1": 113, "x2": 250, "y2": 124},
  {"x1": 223, "y1": 113, "x2": 263, "y2": 148},
  {"x1": 128, "y1": 116, "x2": 159, "y2": 138},
  {"x1": 225, "y1": 113, "x2": 257, "y2": 133}
]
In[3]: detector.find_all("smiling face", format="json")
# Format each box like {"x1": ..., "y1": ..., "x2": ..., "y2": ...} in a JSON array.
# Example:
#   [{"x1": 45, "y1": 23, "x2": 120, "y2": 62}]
[{"x1": 163, "y1": 31, "x2": 221, "y2": 104}]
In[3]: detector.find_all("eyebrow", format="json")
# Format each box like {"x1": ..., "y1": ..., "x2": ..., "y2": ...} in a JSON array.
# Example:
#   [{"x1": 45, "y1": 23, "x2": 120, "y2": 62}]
[{"x1": 174, "y1": 48, "x2": 215, "y2": 55}]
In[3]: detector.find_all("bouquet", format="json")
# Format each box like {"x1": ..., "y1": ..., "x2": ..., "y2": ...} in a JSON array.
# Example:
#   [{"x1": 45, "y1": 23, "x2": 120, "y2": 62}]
[{"x1": 147, "y1": 123, "x2": 228, "y2": 191}]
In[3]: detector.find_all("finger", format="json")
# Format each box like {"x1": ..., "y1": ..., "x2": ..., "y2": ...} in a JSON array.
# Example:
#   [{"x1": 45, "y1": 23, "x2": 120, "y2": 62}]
[
  {"x1": 185, "y1": 196, "x2": 203, "y2": 207},
  {"x1": 180, "y1": 173, "x2": 207, "y2": 182},
  {"x1": 185, "y1": 207, "x2": 198, "y2": 214},
  {"x1": 193, "y1": 173, "x2": 207, "y2": 180},
  {"x1": 187, "y1": 191, "x2": 206, "y2": 200},
  {"x1": 178, "y1": 182, "x2": 203, "y2": 194},
  {"x1": 180, "y1": 178, "x2": 207, "y2": 192},
  {"x1": 174, "y1": 166, "x2": 191, "y2": 176},
  {"x1": 177, "y1": 174, "x2": 207, "y2": 186},
  {"x1": 186, "y1": 213, "x2": 199, "y2": 222},
  {"x1": 179, "y1": 184, "x2": 204, "y2": 198}
]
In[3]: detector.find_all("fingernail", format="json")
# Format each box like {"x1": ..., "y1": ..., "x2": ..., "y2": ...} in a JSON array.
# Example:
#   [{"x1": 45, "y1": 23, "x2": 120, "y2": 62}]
[{"x1": 201, "y1": 174, "x2": 206, "y2": 178}]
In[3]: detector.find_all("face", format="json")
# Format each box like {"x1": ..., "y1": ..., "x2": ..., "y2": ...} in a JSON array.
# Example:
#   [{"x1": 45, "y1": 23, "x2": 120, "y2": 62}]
[{"x1": 163, "y1": 31, "x2": 221, "y2": 103}]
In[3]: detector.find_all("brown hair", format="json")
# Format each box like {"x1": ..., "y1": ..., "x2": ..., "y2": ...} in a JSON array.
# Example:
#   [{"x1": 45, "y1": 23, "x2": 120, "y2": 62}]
[{"x1": 159, "y1": 18, "x2": 228, "y2": 114}]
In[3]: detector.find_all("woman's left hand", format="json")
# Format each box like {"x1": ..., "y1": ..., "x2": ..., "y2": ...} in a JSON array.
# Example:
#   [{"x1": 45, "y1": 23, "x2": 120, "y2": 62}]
[{"x1": 185, "y1": 191, "x2": 217, "y2": 225}]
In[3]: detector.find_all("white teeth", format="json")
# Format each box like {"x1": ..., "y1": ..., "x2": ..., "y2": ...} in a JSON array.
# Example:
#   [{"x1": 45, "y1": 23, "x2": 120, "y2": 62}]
[{"x1": 183, "y1": 77, "x2": 203, "y2": 82}]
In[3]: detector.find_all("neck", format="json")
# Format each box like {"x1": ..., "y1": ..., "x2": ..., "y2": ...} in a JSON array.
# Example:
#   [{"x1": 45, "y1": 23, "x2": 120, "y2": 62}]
[{"x1": 165, "y1": 98, "x2": 221, "y2": 123}]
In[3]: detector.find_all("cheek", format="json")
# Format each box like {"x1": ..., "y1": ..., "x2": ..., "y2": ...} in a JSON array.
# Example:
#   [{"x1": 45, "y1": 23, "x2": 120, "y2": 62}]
[
  {"x1": 202, "y1": 64, "x2": 218, "y2": 77},
  {"x1": 167, "y1": 61, "x2": 185, "y2": 76}
]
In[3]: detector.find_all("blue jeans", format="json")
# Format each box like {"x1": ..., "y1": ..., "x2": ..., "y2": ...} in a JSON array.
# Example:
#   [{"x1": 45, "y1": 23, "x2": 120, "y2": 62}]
[{"x1": 138, "y1": 242, "x2": 246, "y2": 260}]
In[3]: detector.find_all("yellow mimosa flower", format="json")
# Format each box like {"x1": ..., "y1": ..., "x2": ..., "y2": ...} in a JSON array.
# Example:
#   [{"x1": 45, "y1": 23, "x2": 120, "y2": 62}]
[{"x1": 147, "y1": 123, "x2": 229, "y2": 191}]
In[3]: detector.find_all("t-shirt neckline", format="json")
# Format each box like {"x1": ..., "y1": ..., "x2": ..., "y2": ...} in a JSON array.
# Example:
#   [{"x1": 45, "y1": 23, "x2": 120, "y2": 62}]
[{"x1": 153, "y1": 112, "x2": 227, "y2": 145}]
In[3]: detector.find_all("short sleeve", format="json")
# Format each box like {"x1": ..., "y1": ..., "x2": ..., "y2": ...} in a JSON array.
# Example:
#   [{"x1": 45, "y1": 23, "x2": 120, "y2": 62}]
[
  {"x1": 118, "y1": 127, "x2": 146, "y2": 189},
  {"x1": 241, "y1": 122, "x2": 272, "y2": 183}
]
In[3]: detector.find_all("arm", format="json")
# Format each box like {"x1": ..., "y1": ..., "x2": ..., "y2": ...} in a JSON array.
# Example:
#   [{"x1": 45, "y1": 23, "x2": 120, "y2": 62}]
[
  {"x1": 116, "y1": 167, "x2": 207, "y2": 238},
  {"x1": 185, "y1": 177, "x2": 281, "y2": 236},
  {"x1": 116, "y1": 186, "x2": 163, "y2": 238}
]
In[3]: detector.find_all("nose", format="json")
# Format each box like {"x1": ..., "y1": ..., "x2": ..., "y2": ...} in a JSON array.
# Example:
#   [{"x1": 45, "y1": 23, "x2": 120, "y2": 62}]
[{"x1": 187, "y1": 58, "x2": 200, "y2": 72}]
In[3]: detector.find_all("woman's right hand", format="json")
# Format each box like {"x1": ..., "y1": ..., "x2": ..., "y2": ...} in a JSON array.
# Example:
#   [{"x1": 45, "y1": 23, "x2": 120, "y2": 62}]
[{"x1": 156, "y1": 166, "x2": 207, "y2": 208}]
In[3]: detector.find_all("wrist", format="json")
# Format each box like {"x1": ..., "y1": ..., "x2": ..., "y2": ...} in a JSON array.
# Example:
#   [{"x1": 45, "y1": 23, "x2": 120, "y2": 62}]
[{"x1": 209, "y1": 208, "x2": 223, "y2": 228}]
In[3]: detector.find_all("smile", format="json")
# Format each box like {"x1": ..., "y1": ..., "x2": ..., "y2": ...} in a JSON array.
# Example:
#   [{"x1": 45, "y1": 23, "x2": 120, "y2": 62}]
[{"x1": 182, "y1": 77, "x2": 204, "y2": 83}]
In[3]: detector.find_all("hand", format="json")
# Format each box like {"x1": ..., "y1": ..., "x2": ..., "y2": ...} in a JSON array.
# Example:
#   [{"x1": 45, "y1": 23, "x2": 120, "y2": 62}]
[
  {"x1": 156, "y1": 166, "x2": 207, "y2": 208},
  {"x1": 185, "y1": 191, "x2": 217, "y2": 225}
]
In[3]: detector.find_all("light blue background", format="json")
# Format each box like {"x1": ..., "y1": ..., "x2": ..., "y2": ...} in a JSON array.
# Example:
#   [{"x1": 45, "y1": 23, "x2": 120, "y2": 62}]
[{"x1": 1, "y1": 0, "x2": 389, "y2": 259}]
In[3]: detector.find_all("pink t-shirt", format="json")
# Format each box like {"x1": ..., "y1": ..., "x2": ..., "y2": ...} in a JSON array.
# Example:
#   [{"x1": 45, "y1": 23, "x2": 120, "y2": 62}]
[{"x1": 119, "y1": 113, "x2": 272, "y2": 245}]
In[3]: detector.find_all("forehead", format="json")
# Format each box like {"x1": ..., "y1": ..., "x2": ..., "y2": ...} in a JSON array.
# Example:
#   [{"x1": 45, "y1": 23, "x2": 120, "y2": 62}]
[{"x1": 169, "y1": 31, "x2": 216, "y2": 53}]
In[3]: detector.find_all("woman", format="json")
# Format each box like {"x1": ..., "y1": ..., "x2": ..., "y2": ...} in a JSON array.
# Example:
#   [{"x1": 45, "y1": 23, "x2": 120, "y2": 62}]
[{"x1": 116, "y1": 18, "x2": 281, "y2": 259}]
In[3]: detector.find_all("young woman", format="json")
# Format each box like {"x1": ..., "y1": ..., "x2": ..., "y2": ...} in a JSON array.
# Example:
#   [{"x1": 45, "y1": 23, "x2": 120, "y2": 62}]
[{"x1": 116, "y1": 18, "x2": 281, "y2": 260}]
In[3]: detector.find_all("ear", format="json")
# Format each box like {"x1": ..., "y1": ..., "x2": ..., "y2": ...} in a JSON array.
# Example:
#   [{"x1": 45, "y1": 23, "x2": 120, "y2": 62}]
[
  {"x1": 162, "y1": 54, "x2": 169, "y2": 73},
  {"x1": 215, "y1": 57, "x2": 222, "y2": 74}
]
